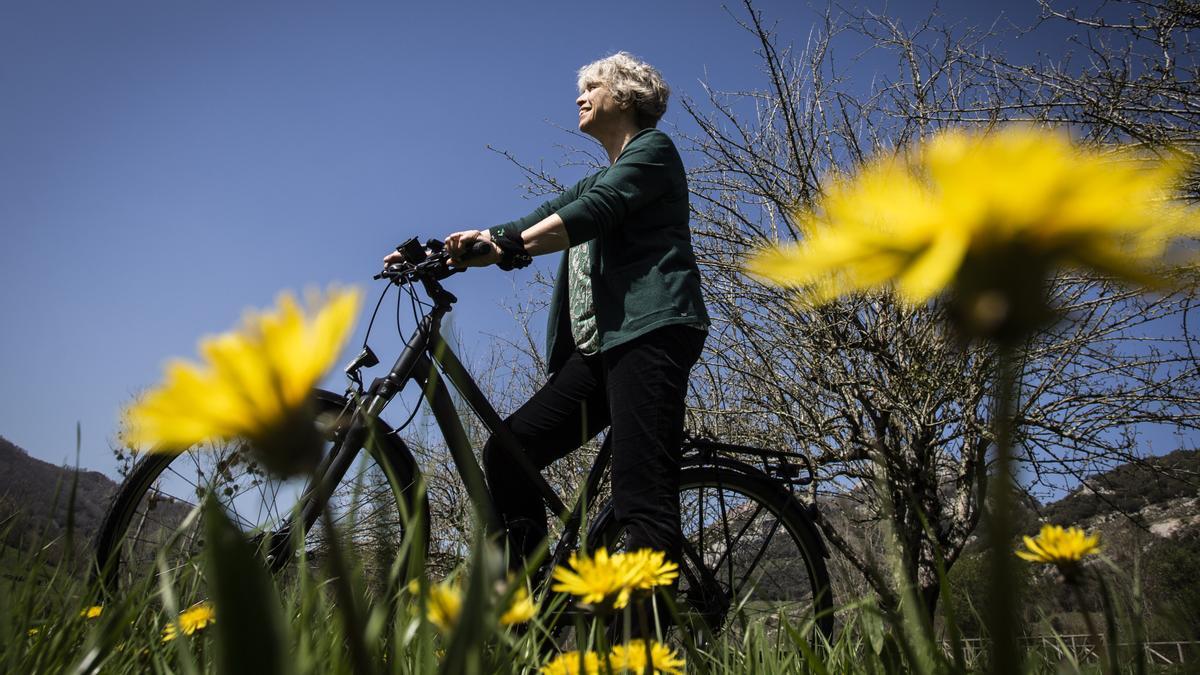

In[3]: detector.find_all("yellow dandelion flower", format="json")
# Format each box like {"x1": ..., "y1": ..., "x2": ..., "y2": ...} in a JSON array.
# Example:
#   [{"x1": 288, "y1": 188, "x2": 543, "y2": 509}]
[
  {"x1": 552, "y1": 548, "x2": 678, "y2": 611},
  {"x1": 1016, "y1": 524, "x2": 1101, "y2": 568},
  {"x1": 748, "y1": 126, "x2": 1197, "y2": 339},
  {"x1": 26, "y1": 627, "x2": 40, "y2": 637},
  {"x1": 427, "y1": 582, "x2": 462, "y2": 633},
  {"x1": 408, "y1": 578, "x2": 463, "y2": 633},
  {"x1": 540, "y1": 650, "x2": 604, "y2": 675},
  {"x1": 609, "y1": 640, "x2": 686, "y2": 674},
  {"x1": 551, "y1": 547, "x2": 644, "y2": 611},
  {"x1": 81, "y1": 605, "x2": 103, "y2": 619},
  {"x1": 123, "y1": 287, "x2": 361, "y2": 475},
  {"x1": 625, "y1": 549, "x2": 679, "y2": 590},
  {"x1": 499, "y1": 584, "x2": 537, "y2": 626},
  {"x1": 161, "y1": 601, "x2": 216, "y2": 642}
]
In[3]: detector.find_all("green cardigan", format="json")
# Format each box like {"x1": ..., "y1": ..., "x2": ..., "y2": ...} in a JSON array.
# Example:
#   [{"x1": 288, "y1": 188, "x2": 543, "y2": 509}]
[{"x1": 490, "y1": 128, "x2": 709, "y2": 374}]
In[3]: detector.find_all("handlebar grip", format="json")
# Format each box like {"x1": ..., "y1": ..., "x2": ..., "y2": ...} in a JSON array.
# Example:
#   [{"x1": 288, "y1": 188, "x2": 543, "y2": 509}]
[{"x1": 460, "y1": 239, "x2": 494, "y2": 261}]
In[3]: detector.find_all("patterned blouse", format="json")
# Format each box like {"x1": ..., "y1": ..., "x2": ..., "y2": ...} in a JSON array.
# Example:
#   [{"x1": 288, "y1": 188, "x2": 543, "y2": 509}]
[{"x1": 567, "y1": 240, "x2": 600, "y2": 355}]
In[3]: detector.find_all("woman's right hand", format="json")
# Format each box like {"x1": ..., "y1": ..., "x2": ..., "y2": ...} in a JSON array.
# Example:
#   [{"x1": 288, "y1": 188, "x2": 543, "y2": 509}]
[{"x1": 444, "y1": 229, "x2": 501, "y2": 268}]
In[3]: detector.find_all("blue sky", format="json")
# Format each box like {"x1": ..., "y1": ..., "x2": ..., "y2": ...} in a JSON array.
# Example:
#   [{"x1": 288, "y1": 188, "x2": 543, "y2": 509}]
[{"x1": 1, "y1": 0, "x2": 1081, "y2": 474}]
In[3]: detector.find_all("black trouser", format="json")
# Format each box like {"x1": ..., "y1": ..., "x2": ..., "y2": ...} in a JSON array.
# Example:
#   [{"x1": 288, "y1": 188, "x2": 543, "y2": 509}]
[{"x1": 482, "y1": 324, "x2": 706, "y2": 569}]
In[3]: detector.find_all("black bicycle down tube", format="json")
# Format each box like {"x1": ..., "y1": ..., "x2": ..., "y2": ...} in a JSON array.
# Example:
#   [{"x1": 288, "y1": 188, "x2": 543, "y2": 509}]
[{"x1": 427, "y1": 333, "x2": 569, "y2": 519}]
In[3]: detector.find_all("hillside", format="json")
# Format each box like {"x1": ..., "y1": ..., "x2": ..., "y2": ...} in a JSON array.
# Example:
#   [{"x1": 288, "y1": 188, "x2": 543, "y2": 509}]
[
  {"x1": 0, "y1": 436, "x2": 118, "y2": 556},
  {"x1": 1042, "y1": 448, "x2": 1200, "y2": 536},
  {"x1": 943, "y1": 448, "x2": 1200, "y2": 639}
]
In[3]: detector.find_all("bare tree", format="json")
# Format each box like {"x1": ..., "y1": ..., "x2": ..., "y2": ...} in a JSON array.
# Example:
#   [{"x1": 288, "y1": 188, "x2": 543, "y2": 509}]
[
  {"x1": 678, "y1": 0, "x2": 1200, "y2": 616},
  {"x1": 1006, "y1": 0, "x2": 1198, "y2": 192}
]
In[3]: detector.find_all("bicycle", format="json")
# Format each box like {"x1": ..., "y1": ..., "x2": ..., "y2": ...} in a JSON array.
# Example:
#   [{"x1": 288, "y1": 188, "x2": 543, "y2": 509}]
[{"x1": 93, "y1": 236, "x2": 834, "y2": 640}]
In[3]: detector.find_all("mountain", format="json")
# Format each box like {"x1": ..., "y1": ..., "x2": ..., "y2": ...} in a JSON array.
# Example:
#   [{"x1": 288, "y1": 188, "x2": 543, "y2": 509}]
[{"x1": 0, "y1": 436, "x2": 119, "y2": 558}]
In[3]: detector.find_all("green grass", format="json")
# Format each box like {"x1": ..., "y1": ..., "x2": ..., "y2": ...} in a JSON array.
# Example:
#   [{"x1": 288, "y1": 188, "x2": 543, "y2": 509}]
[{"x1": 2, "y1": 503, "x2": 1195, "y2": 674}]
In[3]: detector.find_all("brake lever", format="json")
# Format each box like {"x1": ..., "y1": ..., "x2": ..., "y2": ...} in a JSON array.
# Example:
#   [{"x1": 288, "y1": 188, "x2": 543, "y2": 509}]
[{"x1": 373, "y1": 262, "x2": 411, "y2": 281}]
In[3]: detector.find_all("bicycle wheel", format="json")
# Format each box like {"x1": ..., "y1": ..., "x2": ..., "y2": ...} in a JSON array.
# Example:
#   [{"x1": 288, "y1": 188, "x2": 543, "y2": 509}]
[
  {"x1": 588, "y1": 464, "x2": 833, "y2": 641},
  {"x1": 93, "y1": 389, "x2": 427, "y2": 598}
]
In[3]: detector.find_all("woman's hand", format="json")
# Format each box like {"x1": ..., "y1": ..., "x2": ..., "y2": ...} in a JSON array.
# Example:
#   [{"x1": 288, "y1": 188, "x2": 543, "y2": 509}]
[
  {"x1": 444, "y1": 229, "x2": 501, "y2": 268},
  {"x1": 382, "y1": 248, "x2": 408, "y2": 265},
  {"x1": 381, "y1": 231, "x2": 502, "y2": 268}
]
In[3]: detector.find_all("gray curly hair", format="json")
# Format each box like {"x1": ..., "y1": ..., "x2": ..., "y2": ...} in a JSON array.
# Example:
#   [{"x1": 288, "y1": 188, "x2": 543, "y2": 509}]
[{"x1": 577, "y1": 52, "x2": 670, "y2": 129}]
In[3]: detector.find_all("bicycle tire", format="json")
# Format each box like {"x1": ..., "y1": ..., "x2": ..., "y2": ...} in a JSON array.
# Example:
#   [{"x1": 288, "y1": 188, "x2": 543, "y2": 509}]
[
  {"x1": 93, "y1": 389, "x2": 428, "y2": 597},
  {"x1": 588, "y1": 463, "x2": 834, "y2": 641}
]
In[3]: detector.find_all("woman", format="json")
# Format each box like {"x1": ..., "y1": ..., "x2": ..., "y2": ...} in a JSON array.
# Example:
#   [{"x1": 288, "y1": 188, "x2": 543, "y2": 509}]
[{"x1": 390, "y1": 52, "x2": 708, "y2": 594}]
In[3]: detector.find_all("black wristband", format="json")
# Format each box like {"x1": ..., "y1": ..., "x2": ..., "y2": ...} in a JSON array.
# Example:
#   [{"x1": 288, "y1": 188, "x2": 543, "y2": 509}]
[{"x1": 491, "y1": 227, "x2": 532, "y2": 271}]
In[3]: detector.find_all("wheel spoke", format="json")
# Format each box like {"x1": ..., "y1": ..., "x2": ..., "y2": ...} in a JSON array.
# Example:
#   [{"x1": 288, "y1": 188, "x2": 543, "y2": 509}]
[
  {"x1": 730, "y1": 512, "x2": 783, "y2": 601},
  {"x1": 708, "y1": 501, "x2": 765, "y2": 575},
  {"x1": 714, "y1": 482, "x2": 733, "y2": 592}
]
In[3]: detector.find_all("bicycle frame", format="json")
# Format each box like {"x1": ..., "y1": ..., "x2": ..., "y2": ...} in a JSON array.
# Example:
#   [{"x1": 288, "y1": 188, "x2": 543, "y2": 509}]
[
  {"x1": 297, "y1": 273, "x2": 610, "y2": 572},
  {"x1": 295, "y1": 257, "x2": 826, "y2": 602}
]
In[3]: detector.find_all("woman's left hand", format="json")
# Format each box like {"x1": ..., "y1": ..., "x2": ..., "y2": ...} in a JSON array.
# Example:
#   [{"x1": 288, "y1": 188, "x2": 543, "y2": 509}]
[{"x1": 445, "y1": 229, "x2": 502, "y2": 268}]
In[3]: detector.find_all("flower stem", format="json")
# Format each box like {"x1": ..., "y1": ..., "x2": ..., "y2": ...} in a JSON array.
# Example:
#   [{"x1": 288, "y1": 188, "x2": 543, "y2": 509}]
[
  {"x1": 985, "y1": 346, "x2": 1022, "y2": 674},
  {"x1": 1069, "y1": 581, "x2": 1111, "y2": 675},
  {"x1": 598, "y1": 609, "x2": 612, "y2": 675},
  {"x1": 1095, "y1": 573, "x2": 1121, "y2": 675}
]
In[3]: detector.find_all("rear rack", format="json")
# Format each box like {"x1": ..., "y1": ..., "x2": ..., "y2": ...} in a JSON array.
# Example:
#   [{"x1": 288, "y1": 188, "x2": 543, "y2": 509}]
[{"x1": 683, "y1": 431, "x2": 815, "y2": 487}]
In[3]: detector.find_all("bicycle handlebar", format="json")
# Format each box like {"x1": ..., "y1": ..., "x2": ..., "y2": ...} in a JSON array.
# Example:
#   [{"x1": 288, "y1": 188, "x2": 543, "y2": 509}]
[{"x1": 374, "y1": 237, "x2": 493, "y2": 285}]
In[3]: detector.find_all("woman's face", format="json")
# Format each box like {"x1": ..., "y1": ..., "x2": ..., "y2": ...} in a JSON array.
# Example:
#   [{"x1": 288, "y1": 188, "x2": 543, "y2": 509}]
[{"x1": 576, "y1": 80, "x2": 631, "y2": 136}]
